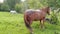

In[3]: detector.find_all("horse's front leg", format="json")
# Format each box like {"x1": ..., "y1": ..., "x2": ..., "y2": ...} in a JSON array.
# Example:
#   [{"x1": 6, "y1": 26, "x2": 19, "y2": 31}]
[{"x1": 40, "y1": 19, "x2": 45, "y2": 29}]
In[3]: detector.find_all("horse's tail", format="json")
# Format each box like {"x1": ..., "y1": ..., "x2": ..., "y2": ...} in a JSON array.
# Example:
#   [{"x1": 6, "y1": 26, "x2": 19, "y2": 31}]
[
  {"x1": 24, "y1": 14, "x2": 33, "y2": 34},
  {"x1": 24, "y1": 14, "x2": 31, "y2": 29}
]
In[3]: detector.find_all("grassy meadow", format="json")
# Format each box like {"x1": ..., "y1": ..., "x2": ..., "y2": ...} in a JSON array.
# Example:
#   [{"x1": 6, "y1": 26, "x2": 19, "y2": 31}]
[{"x1": 0, "y1": 11, "x2": 60, "y2": 34}]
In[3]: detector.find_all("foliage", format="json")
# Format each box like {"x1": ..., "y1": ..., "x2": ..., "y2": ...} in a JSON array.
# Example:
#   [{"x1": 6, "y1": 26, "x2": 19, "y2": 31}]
[
  {"x1": 0, "y1": 3, "x2": 9, "y2": 11},
  {"x1": 0, "y1": 0, "x2": 60, "y2": 12},
  {"x1": 15, "y1": 3, "x2": 23, "y2": 13},
  {"x1": 5, "y1": 0, "x2": 21, "y2": 10},
  {"x1": 50, "y1": 11, "x2": 59, "y2": 24},
  {"x1": 27, "y1": 0, "x2": 43, "y2": 9},
  {"x1": 47, "y1": 0, "x2": 60, "y2": 8}
]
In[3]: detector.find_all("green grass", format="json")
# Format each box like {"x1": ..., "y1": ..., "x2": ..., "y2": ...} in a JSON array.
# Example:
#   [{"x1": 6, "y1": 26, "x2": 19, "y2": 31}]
[{"x1": 0, "y1": 12, "x2": 60, "y2": 34}]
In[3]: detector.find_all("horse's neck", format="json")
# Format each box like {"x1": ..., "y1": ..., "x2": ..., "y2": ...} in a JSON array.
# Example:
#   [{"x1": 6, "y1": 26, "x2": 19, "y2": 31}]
[{"x1": 41, "y1": 8, "x2": 47, "y2": 13}]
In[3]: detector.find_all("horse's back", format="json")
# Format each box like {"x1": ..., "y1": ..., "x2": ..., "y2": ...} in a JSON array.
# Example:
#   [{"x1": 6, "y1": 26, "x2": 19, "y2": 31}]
[
  {"x1": 25, "y1": 9, "x2": 41, "y2": 12},
  {"x1": 25, "y1": 9, "x2": 35, "y2": 15},
  {"x1": 24, "y1": 9, "x2": 42, "y2": 20},
  {"x1": 25, "y1": 9, "x2": 41, "y2": 14},
  {"x1": 24, "y1": 9, "x2": 42, "y2": 17}
]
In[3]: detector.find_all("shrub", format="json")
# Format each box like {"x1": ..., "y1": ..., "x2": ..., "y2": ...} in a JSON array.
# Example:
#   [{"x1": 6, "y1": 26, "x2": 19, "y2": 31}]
[
  {"x1": 15, "y1": 3, "x2": 23, "y2": 13},
  {"x1": 50, "y1": 11, "x2": 59, "y2": 25},
  {"x1": 0, "y1": 4, "x2": 9, "y2": 11}
]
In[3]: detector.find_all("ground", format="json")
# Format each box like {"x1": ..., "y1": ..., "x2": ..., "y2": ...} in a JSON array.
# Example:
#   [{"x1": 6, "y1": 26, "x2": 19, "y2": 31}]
[{"x1": 0, "y1": 11, "x2": 60, "y2": 34}]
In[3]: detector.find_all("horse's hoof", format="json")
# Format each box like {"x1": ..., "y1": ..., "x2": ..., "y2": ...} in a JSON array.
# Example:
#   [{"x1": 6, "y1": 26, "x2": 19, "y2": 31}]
[
  {"x1": 30, "y1": 32, "x2": 33, "y2": 34},
  {"x1": 40, "y1": 26, "x2": 45, "y2": 29}
]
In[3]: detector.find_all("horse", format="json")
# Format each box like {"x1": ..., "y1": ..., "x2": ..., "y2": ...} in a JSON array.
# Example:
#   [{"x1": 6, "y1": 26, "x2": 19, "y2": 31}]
[{"x1": 24, "y1": 6, "x2": 50, "y2": 34}]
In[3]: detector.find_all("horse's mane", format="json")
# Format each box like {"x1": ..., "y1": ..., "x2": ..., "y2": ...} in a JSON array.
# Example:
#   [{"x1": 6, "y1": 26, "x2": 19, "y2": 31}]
[{"x1": 40, "y1": 6, "x2": 49, "y2": 11}]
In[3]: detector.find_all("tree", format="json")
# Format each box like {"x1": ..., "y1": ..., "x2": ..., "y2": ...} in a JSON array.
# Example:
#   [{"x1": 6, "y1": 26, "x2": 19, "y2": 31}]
[
  {"x1": 0, "y1": 3, "x2": 9, "y2": 11},
  {"x1": 5, "y1": 0, "x2": 21, "y2": 10},
  {"x1": 26, "y1": 0, "x2": 43, "y2": 9},
  {"x1": 1, "y1": 4, "x2": 9, "y2": 11},
  {"x1": 15, "y1": 3, "x2": 23, "y2": 13}
]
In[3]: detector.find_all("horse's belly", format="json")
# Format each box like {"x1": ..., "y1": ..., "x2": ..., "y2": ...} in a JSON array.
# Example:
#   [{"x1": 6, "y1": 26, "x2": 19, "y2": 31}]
[
  {"x1": 31, "y1": 14, "x2": 41, "y2": 21},
  {"x1": 34, "y1": 19, "x2": 40, "y2": 21},
  {"x1": 33, "y1": 17, "x2": 40, "y2": 21}
]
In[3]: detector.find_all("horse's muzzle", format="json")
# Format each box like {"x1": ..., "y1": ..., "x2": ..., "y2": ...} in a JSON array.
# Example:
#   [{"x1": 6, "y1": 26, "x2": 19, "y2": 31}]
[{"x1": 48, "y1": 13, "x2": 50, "y2": 15}]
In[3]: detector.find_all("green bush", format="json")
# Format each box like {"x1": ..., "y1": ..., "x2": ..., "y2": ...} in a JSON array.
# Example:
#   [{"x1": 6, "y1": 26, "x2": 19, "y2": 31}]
[
  {"x1": 15, "y1": 3, "x2": 23, "y2": 13},
  {"x1": 50, "y1": 11, "x2": 59, "y2": 25},
  {"x1": 0, "y1": 4, "x2": 9, "y2": 11}
]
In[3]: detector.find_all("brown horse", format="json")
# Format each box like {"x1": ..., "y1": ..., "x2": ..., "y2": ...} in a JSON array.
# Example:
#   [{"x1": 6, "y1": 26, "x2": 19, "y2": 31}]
[{"x1": 24, "y1": 6, "x2": 50, "y2": 34}]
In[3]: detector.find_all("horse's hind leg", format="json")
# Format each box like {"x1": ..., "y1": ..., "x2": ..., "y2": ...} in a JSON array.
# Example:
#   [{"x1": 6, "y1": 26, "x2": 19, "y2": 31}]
[{"x1": 29, "y1": 21, "x2": 33, "y2": 34}]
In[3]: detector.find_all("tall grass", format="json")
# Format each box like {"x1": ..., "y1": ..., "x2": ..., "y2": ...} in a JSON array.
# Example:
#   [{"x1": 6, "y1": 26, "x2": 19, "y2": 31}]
[{"x1": 0, "y1": 12, "x2": 60, "y2": 34}]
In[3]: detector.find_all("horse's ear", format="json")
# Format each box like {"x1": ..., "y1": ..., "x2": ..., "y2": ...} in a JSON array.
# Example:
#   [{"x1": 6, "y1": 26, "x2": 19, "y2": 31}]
[
  {"x1": 47, "y1": 6, "x2": 49, "y2": 8},
  {"x1": 46, "y1": 6, "x2": 50, "y2": 10},
  {"x1": 44, "y1": 6, "x2": 49, "y2": 9}
]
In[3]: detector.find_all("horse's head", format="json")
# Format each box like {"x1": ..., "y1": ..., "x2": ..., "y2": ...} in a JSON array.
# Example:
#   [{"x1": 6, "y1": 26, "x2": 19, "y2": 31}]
[
  {"x1": 41, "y1": 6, "x2": 50, "y2": 15},
  {"x1": 46, "y1": 6, "x2": 50, "y2": 15}
]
